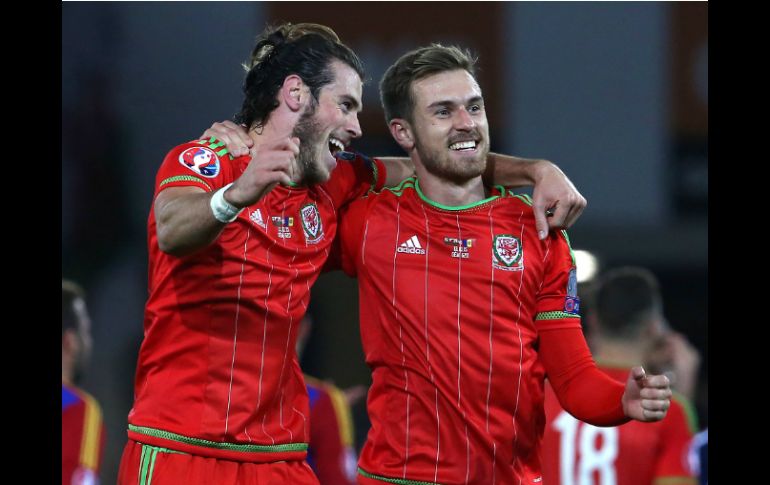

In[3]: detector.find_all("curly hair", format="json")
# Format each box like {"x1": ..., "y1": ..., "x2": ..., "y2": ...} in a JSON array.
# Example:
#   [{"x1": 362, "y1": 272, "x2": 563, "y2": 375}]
[{"x1": 234, "y1": 23, "x2": 364, "y2": 128}]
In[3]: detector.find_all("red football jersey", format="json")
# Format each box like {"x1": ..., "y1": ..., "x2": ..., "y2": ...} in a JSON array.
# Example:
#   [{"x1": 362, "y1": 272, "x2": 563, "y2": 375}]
[
  {"x1": 62, "y1": 384, "x2": 105, "y2": 485},
  {"x1": 336, "y1": 178, "x2": 581, "y2": 485},
  {"x1": 541, "y1": 365, "x2": 697, "y2": 485},
  {"x1": 127, "y1": 139, "x2": 385, "y2": 462}
]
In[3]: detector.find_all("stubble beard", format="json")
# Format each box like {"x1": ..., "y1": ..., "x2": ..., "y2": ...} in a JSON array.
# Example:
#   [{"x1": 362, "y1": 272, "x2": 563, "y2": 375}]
[
  {"x1": 414, "y1": 129, "x2": 490, "y2": 185},
  {"x1": 291, "y1": 103, "x2": 328, "y2": 185}
]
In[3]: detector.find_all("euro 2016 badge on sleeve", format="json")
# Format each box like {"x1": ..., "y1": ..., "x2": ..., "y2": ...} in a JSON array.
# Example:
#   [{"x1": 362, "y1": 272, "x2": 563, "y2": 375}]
[
  {"x1": 300, "y1": 203, "x2": 324, "y2": 244},
  {"x1": 492, "y1": 235, "x2": 524, "y2": 271},
  {"x1": 178, "y1": 146, "x2": 220, "y2": 178},
  {"x1": 564, "y1": 267, "x2": 580, "y2": 315}
]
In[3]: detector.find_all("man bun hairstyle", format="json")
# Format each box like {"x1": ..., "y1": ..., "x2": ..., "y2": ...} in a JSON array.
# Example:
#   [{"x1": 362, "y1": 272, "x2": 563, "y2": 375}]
[{"x1": 234, "y1": 23, "x2": 364, "y2": 129}]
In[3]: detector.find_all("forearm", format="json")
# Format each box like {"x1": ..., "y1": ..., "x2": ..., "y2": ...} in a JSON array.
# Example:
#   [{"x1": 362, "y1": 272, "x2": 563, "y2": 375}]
[
  {"x1": 155, "y1": 187, "x2": 228, "y2": 256},
  {"x1": 540, "y1": 327, "x2": 629, "y2": 426},
  {"x1": 483, "y1": 153, "x2": 552, "y2": 187},
  {"x1": 378, "y1": 157, "x2": 415, "y2": 187}
]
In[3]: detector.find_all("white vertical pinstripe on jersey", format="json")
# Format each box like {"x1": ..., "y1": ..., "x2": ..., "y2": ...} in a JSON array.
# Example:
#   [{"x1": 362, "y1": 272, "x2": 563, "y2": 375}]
[
  {"x1": 392, "y1": 200, "x2": 412, "y2": 479},
  {"x1": 255, "y1": 203, "x2": 283, "y2": 444},
  {"x1": 485, "y1": 205, "x2": 495, "y2": 433},
  {"x1": 419, "y1": 204, "x2": 441, "y2": 483},
  {"x1": 454, "y1": 214, "x2": 471, "y2": 485},
  {"x1": 509, "y1": 210, "x2": 527, "y2": 480},
  {"x1": 362, "y1": 218, "x2": 370, "y2": 266},
  {"x1": 276, "y1": 245, "x2": 299, "y2": 442},
  {"x1": 292, "y1": 406, "x2": 308, "y2": 442},
  {"x1": 224, "y1": 222, "x2": 251, "y2": 438},
  {"x1": 493, "y1": 442, "x2": 497, "y2": 485},
  {"x1": 539, "y1": 239, "x2": 552, "y2": 293},
  {"x1": 486, "y1": 205, "x2": 497, "y2": 484}
]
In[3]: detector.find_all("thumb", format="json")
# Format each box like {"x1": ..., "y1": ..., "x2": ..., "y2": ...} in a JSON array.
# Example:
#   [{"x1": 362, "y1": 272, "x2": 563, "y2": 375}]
[
  {"x1": 290, "y1": 136, "x2": 300, "y2": 146},
  {"x1": 631, "y1": 366, "x2": 647, "y2": 382}
]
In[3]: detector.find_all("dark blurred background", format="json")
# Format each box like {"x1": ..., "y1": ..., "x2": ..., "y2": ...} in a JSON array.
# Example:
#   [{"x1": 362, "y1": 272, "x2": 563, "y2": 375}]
[{"x1": 62, "y1": 3, "x2": 707, "y2": 483}]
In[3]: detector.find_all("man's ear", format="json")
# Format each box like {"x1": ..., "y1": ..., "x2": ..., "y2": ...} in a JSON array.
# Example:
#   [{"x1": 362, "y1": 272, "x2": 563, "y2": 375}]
[
  {"x1": 389, "y1": 119, "x2": 415, "y2": 151},
  {"x1": 280, "y1": 74, "x2": 307, "y2": 112}
]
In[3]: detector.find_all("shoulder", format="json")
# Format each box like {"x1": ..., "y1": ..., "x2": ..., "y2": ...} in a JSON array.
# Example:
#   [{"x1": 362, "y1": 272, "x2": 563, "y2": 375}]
[
  {"x1": 165, "y1": 138, "x2": 241, "y2": 177},
  {"x1": 377, "y1": 176, "x2": 418, "y2": 199}
]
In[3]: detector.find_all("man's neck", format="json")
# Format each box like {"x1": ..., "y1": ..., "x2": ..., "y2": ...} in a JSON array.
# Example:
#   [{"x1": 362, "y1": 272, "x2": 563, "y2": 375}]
[
  {"x1": 413, "y1": 164, "x2": 487, "y2": 207},
  {"x1": 248, "y1": 118, "x2": 293, "y2": 149},
  {"x1": 62, "y1": 366, "x2": 72, "y2": 386}
]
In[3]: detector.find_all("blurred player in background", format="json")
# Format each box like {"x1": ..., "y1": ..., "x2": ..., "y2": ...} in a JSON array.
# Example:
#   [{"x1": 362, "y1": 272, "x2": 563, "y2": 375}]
[
  {"x1": 297, "y1": 313, "x2": 365, "y2": 485},
  {"x1": 62, "y1": 279, "x2": 106, "y2": 485},
  {"x1": 542, "y1": 267, "x2": 698, "y2": 485}
]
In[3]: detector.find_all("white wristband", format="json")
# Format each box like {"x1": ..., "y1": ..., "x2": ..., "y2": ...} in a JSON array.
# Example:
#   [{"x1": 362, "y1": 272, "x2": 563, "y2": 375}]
[{"x1": 210, "y1": 183, "x2": 244, "y2": 223}]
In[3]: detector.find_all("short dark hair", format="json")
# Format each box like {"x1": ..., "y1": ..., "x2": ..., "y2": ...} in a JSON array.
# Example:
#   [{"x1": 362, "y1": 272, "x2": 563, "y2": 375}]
[
  {"x1": 380, "y1": 44, "x2": 477, "y2": 125},
  {"x1": 62, "y1": 279, "x2": 85, "y2": 334},
  {"x1": 234, "y1": 23, "x2": 365, "y2": 128},
  {"x1": 592, "y1": 267, "x2": 663, "y2": 339}
]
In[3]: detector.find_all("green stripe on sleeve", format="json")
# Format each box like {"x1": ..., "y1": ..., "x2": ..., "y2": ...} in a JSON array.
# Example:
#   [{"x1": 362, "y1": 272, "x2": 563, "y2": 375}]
[
  {"x1": 536, "y1": 311, "x2": 580, "y2": 321},
  {"x1": 158, "y1": 175, "x2": 213, "y2": 192}
]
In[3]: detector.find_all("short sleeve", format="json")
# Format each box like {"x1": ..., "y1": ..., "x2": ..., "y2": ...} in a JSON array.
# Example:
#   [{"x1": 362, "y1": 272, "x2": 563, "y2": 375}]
[
  {"x1": 154, "y1": 138, "x2": 238, "y2": 196},
  {"x1": 535, "y1": 230, "x2": 582, "y2": 331}
]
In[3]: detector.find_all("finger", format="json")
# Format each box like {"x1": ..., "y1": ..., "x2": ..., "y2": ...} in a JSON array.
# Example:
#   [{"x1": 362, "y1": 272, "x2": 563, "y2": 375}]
[
  {"x1": 220, "y1": 120, "x2": 241, "y2": 130},
  {"x1": 260, "y1": 172, "x2": 292, "y2": 191},
  {"x1": 639, "y1": 388, "x2": 672, "y2": 400},
  {"x1": 201, "y1": 129, "x2": 223, "y2": 143},
  {"x1": 641, "y1": 399, "x2": 670, "y2": 411},
  {"x1": 641, "y1": 409, "x2": 667, "y2": 422},
  {"x1": 532, "y1": 198, "x2": 551, "y2": 240},
  {"x1": 260, "y1": 154, "x2": 295, "y2": 173},
  {"x1": 561, "y1": 196, "x2": 587, "y2": 229},
  {"x1": 223, "y1": 121, "x2": 253, "y2": 148},
  {"x1": 547, "y1": 204, "x2": 570, "y2": 231},
  {"x1": 218, "y1": 130, "x2": 249, "y2": 158},
  {"x1": 642, "y1": 374, "x2": 671, "y2": 389},
  {"x1": 273, "y1": 172, "x2": 293, "y2": 187},
  {"x1": 288, "y1": 137, "x2": 301, "y2": 156}
]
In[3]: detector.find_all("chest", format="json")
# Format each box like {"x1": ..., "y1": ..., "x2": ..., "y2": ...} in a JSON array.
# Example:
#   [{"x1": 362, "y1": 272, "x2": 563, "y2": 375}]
[{"x1": 358, "y1": 200, "x2": 547, "y2": 300}]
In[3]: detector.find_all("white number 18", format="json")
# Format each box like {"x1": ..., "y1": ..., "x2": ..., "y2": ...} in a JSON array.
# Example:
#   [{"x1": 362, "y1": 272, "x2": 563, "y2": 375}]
[{"x1": 553, "y1": 411, "x2": 619, "y2": 485}]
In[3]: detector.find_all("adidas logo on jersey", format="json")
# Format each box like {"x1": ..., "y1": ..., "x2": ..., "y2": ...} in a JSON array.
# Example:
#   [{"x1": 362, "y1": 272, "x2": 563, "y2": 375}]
[{"x1": 397, "y1": 235, "x2": 426, "y2": 255}]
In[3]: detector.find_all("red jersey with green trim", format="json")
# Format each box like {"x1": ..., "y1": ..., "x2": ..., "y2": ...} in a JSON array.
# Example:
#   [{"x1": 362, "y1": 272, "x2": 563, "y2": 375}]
[
  {"x1": 127, "y1": 138, "x2": 385, "y2": 462},
  {"x1": 542, "y1": 365, "x2": 697, "y2": 485},
  {"x1": 62, "y1": 384, "x2": 105, "y2": 485},
  {"x1": 335, "y1": 177, "x2": 581, "y2": 485},
  {"x1": 306, "y1": 376, "x2": 358, "y2": 485}
]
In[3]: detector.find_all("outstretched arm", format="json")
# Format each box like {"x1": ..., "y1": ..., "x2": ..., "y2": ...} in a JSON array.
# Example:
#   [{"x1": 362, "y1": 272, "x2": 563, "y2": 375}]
[
  {"x1": 200, "y1": 123, "x2": 586, "y2": 239},
  {"x1": 484, "y1": 154, "x2": 586, "y2": 239},
  {"x1": 540, "y1": 326, "x2": 672, "y2": 426}
]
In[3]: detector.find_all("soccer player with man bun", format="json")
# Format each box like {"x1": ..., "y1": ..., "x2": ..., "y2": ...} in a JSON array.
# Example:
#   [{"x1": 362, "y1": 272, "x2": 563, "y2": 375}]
[{"x1": 120, "y1": 21, "x2": 588, "y2": 484}]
